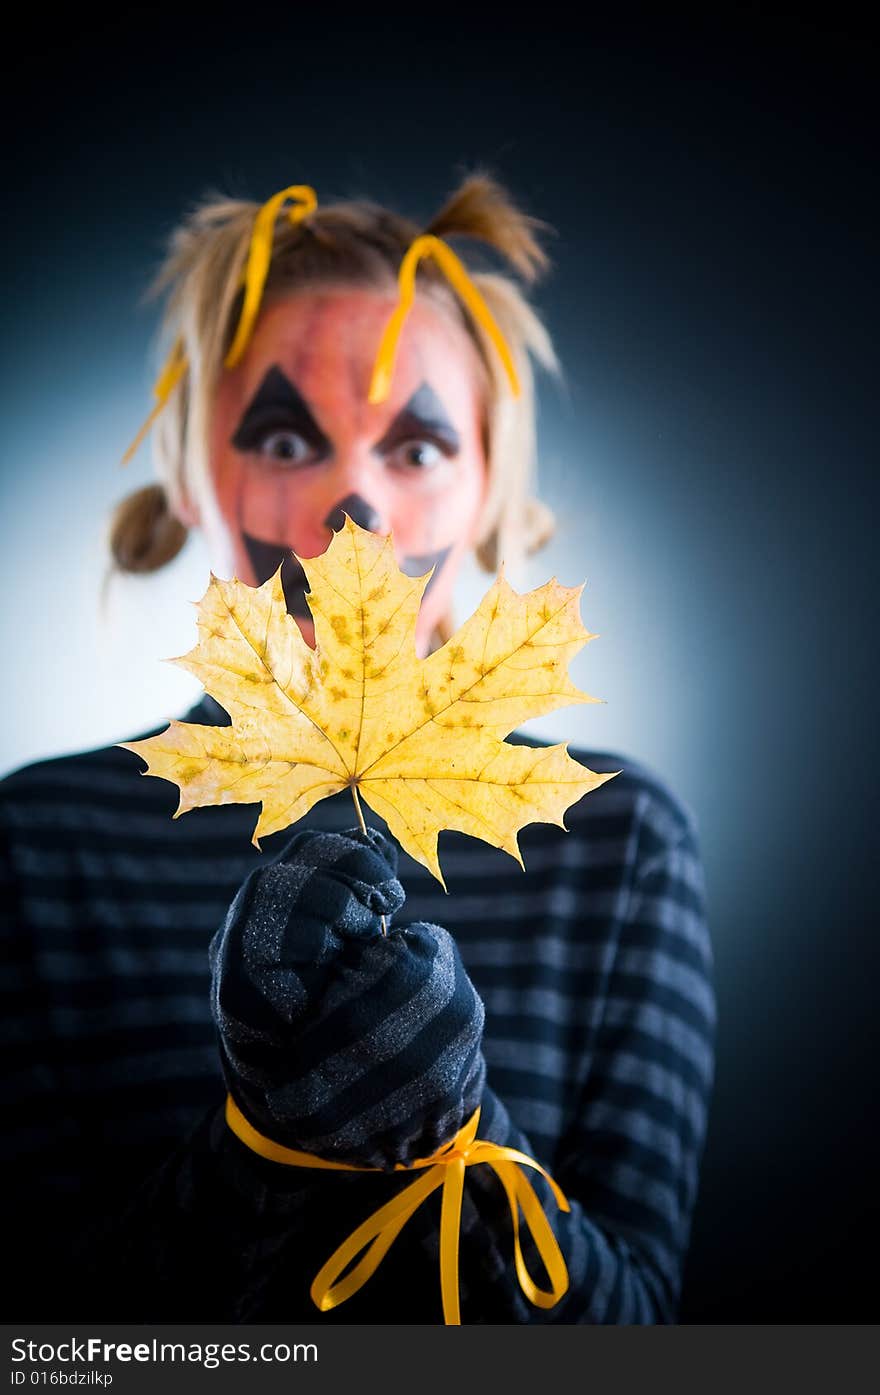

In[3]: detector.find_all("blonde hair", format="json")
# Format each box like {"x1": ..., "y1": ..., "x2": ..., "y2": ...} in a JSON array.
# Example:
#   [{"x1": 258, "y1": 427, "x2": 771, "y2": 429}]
[{"x1": 109, "y1": 173, "x2": 560, "y2": 642}]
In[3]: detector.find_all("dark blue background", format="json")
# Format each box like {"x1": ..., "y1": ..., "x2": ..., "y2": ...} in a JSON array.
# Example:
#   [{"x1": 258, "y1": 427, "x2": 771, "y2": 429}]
[{"x1": 2, "y1": 6, "x2": 876, "y2": 1322}]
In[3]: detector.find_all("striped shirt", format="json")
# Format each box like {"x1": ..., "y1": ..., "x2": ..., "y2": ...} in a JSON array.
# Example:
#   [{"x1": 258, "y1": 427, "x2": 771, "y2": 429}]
[{"x1": 0, "y1": 695, "x2": 715, "y2": 1323}]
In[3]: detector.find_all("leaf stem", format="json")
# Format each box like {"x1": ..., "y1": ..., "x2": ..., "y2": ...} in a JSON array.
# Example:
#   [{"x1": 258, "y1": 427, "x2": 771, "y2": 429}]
[
  {"x1": 350, "y1": 783, "x2": 367, "y2": 835},
  {"x1": 350, "y1": 784, "x2": 387, "y2": 937}
]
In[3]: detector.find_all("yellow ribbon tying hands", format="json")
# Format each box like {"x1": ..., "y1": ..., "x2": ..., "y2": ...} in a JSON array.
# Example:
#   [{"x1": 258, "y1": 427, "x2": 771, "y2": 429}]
[
  {"x1": 225, "y1": 1093, "x2": 570, "y2": 1325},
  {"x1": 368, "y1": 233, "x2": 521, "y2": 405},
  {"x1": 120, "y1": 184, "x2": 317, "y2": 465}
]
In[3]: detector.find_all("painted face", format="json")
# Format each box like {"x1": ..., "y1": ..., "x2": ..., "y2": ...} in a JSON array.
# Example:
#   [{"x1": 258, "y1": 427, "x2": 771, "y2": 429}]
[{"x1": 197, "y1": 288, "x2": 489, "y2": 657}]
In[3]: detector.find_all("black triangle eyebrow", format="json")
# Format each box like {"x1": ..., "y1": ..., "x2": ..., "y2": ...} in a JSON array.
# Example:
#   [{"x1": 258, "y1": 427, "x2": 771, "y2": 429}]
[
  {"x1": 372, "y1": 382, "x2": 461, "y2": 456},
  {"x1": 230, "y1": 365, "x2": 332, "y2": 455}
]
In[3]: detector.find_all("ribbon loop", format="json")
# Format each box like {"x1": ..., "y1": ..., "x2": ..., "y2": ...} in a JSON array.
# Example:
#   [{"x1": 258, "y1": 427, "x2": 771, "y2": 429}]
[
  {"x1": 225, "y1": 1093, "x2": 569, "y2": 1325},
  {"x1": 310, "y1": 1167, "x2": 446, "y2": 1312},
  {"x1": 224, "y1": 184, "x2": 317, "y2": 369},
  {"x1": 368, "y1": 233, "x2": 521, "y2": 405}
]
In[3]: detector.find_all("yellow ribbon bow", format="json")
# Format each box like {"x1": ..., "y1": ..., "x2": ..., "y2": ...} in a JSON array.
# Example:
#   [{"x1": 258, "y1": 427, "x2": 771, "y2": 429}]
[
  {"x1": 121, "y1": 184, "x2": 317, "y2": 466},
  {"x1": 368, "y1": 233, "x2": 521, "y2": 405},
  {"x1": 225, "y1": 1093, "x2": 570, "y2": 1325}
]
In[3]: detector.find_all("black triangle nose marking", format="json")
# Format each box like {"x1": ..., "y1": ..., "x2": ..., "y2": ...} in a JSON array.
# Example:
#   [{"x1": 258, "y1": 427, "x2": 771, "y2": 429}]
[{"x1": 324, "y1": 494, "x2": 383, "y2": 535}]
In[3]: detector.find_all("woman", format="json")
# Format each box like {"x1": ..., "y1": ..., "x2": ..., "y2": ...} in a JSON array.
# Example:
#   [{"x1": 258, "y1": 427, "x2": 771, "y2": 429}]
[{"x1": 0, "y1": 174, "x2": 715, "y2": 1323}]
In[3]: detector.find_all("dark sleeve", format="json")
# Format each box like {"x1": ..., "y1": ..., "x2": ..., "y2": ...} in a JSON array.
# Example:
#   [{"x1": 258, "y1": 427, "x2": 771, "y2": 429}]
[
  {"x1": 0, "y1": 820, "x2": 454, "y2": 1324},
  {"x1": 0, "y1": 827, "x2": 89, "y2": 1317},
  {"x1": 0, "y1": 844, "x2": 356, "y2": 1321},
  {"x1": 0, "y1": 822, "x2": 230, "y2": 1322},
  {"x1": 448, "y1": 811, "x2": 717, "y2": 1323}
]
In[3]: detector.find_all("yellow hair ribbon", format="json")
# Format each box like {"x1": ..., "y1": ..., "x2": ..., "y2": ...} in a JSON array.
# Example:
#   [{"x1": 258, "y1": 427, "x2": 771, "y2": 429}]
[
  {"x1": 368, "y1": 233, "x2": 521, "y2": 405},
  {"x1": 224, "y1": 184, "x2": 318, "y2": 369},
  {"x1": 120, "y1": 185, "x2": 317, "y2": 466},
  {"x1": 120, "y1": 335, "x2": 188, "y2": 466},
  {"x1": 225, "y1": 1093, "x2": 570, "y2": 1325}
]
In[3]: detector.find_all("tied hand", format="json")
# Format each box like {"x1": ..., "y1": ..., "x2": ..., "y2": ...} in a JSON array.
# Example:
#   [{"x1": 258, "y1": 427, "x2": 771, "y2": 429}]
[{"x1": 209, "y1": 828, "x2": 486, "y2": 1169}]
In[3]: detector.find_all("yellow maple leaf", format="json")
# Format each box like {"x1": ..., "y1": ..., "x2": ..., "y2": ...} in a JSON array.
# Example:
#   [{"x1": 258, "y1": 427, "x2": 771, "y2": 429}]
[{"x1": 120, "y1": 517, "x2": 619, "y2": 887}]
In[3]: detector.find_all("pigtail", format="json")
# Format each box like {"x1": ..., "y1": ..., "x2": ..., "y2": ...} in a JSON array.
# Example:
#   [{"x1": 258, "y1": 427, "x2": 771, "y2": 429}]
[
  {"x1": 420, "y1": 176, "x2": 559, "y2": 576},
  {"x1": 425, "y1": 172, "x2": 551, "y2": 283},
  {"x1": 108, "y1": 484, "x2": 188, "y2": 575}
]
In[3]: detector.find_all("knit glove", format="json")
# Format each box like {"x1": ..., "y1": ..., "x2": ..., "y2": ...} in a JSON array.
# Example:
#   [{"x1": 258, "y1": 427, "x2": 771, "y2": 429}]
[{"x1": 208, "y1": 827, "x2": 486, "y2": 1170}]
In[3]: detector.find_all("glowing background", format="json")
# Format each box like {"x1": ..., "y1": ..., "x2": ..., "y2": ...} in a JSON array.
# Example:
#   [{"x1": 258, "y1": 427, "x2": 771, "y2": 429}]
[{"x1": 1, "y1": 12, "x2": 875, "y2": 1319}]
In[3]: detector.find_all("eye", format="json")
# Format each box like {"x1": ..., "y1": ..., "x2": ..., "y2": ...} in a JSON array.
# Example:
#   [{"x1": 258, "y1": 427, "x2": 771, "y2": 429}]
[
  {"x1": 258, "y1": 429, "x2": 313, "y2": 465},
  {"x1": 393, "y1": 440, "x2": 443, "y2": 471}
]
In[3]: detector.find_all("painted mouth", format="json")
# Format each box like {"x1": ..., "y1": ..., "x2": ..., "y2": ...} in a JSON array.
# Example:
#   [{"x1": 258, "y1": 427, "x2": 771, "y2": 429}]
[
  {"x1": 242, "y1": 533, "x2": 312, "y2": 617},
  {"x1": 242, "y1": 530, "x2": 453, "y2": 621}
]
